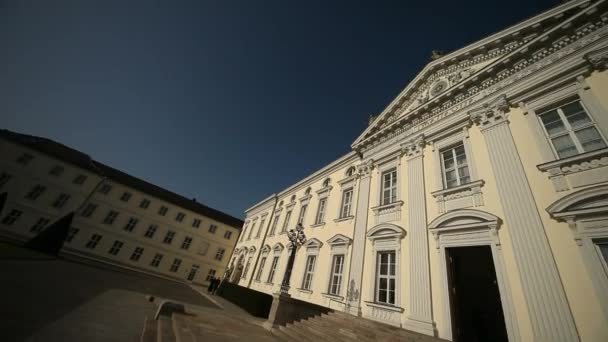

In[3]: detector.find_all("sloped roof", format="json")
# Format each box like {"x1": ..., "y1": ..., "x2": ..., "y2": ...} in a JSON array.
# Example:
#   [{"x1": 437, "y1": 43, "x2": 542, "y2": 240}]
[{"x1": 0, "y1": 129, "x2": 244, "y2": 229}]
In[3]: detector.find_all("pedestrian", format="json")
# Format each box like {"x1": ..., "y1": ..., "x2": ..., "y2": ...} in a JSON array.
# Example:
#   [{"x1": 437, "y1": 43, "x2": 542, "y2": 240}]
[
  {"x1": 207, "y1": 276, "x2": 214, "y2": 293},
  {"x1": 212, "y1": 277, "x2": 222, "y2": 295}
]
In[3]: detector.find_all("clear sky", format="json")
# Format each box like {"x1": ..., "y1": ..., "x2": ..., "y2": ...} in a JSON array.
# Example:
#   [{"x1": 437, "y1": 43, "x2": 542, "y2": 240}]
[{"x1": 1, "y1": 0, "x2": 558, "y2": 218}]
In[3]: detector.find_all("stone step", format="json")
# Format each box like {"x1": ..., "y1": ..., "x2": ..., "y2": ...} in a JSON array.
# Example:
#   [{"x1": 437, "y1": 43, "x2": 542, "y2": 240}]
[
  {"x1": 311, "y1": 313, "x2": 424, "y2": 342},
  {"x1": 280, "y1": 324, "x2": 312, "y2": 342},
  {"x1": 140, "y1": 316, "x2": 157, "y2": 342},
  {"x1": 300, "y1": 316, "x2": 365, "y2": 342},
  {"x1": 157, "y1": 316, "x2": 176, "y2": 342},
  {"x1": 271, "y1": 328, "x2": 293, "y2": 342},
  {"x1": 284, "y1": 322, "x2": 318, "y2": 342}
]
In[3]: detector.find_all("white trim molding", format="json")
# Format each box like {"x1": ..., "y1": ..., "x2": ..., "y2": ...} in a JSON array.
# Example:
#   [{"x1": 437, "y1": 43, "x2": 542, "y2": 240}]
[
  {"x1": 547, "y1": 185, "x2": 608, "y2": 320},
  {"x1": 428, "y1": 209, "x2": 520, "y2": 342}
]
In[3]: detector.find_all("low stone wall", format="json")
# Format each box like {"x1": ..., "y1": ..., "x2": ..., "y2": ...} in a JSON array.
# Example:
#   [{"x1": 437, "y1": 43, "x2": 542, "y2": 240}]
[{"x1": 217, "y1": 282, "x2": 273, "y2": 318}]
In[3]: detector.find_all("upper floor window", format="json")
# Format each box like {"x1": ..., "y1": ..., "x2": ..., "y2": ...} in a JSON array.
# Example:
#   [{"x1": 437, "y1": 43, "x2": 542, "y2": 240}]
[
  {"x1": 1, "y1": 209, "x2": 23, "y2": 225},
  {"x1": 282, "y1": 210, "x2": 293, "y2": 232},
  {"x1": 215, "y1": 248, "x2": 225, "y2": 261},
  {"x1": 305, "y1": 187, "x2": 311, "y2": 195},
  {"x1": 208, "y1": 224, "x2": 218, "y2": 234},
  {"x1": 108, "y1": 240, "x2": 124, "y2": 255},
  {"x1": 120, "y1": 192, "x2": 132, "y2": 202},
  {"x1": 163, "y1": 230, "x2": 176, "y2": 244},
  {"x1": 380, "y1": 169, "x2": 397, "y2": 205},
  {"x1": 24, "y1": 184, "x2": 46, "y2": 200},
  {"x1": 175, "y1": 212, "x2": 185, "y2": 222},
  {"x1": 66, "y1": 228, "x2": 79, "y2": 243},
  {"x1": 139, "y1": 198, "x2": 151, "y2": 209},
  {"x1": 124, "y1": 217, "x2": 138, "y2": 232},
  {"x1": 73, "y1": 174, "x2": 87, "y2": 185},
  {"x1": 247, "y1": 221, "x2": 256, "y2": 240},
  {"x1": 170, "y1": 258, "x2": 182, "y2": 272},
  {"x1": 224, "y1": 231, "x2": 232, "y2": 239},
  {"x1": 539, "y1": 100, "x2": 607, "y2": 159},
  {"x1": 323, "y1": 178, "x2": 331, "y2": 188},
  {"x1": 440, "y1": 144, "x2": 470, "y2": 188},
  {"x1": 16, "y1": 153, "x2": 33, "y2": 165},
  {"x1": 298, "y1": 205, "x2": 308, "y2": 225},
  {"x1": 103, "y1": 210, "x2": 119, "y2": 225},
  {"x1": 98, "y1": 184, "x2": 112, "y2": 195},
  {"x1": 256, "y1": 219, "x2": 265, "y2": 239},
  {"x1": 150, "y1": 253, "x2": 163, "y2": 267},
  {"x1": 85, "y1": 234, "x2": 102, "y2": 249},
  {"x1": 181, "y1": 236, "x2": 192, "y2": 250},
  {"x1": 346, "y1": 166, "x2": 356, "y2": 177},
  {"x1": 81, "y1": 203, "x2": 98, "y2": 217},
  {"x1": 30, "y1": 217, "x2": 50, "y2": 233},
  {"x1": 269, "y1": 214, "x2": 280, "y2": 236},
  {"x1": 206, "y1": 269, "x2": 217, "y2": 281},
  {"x1": 158, "y1": 206, "x2": 168, "y2": 216},
  {"x1": 192, "y1": 218, "x2": 201, "y2": 228},
  {"x1": 144, "y1": 224, "x2": 158, "y2": 238},
  {"x1": 339, "y1": 188, "x2": 353, "y2": 218},
  {"x1": 0, "y1": 172, "x2": 12, "y2": 189},
  {"x1": 314, "y1": 199, "x2": 326, "y2": 225},
  {"x1": 51, "y1": 193, "x2": 71, "y2": 209},
  {"x1": 49, "y1": 165, "x2": 64, "y2": 177},
  {"x1": 130, "y1": 247, "x2": 144, "y2": 261}
]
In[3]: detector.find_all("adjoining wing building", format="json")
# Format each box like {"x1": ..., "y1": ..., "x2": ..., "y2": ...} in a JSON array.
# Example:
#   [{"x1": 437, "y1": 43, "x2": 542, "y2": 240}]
[{"x1": 230, "y1": 1, "x2": 608, "y2": 341}]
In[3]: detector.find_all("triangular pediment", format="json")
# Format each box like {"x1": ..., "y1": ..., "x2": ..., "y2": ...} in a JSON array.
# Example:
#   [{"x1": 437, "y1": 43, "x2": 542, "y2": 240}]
[{"x1": 352, "y1": 1, "x2": 591, "y2": 149}]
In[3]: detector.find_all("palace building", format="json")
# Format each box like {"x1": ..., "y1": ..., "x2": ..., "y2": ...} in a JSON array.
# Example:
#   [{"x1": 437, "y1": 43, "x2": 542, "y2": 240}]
[
  {"x1": 229, "y1": 1, "x2": 608, "y2": 341},
  {"x1": 0, "y1": 129, "x2": 243, "y2": 285}
]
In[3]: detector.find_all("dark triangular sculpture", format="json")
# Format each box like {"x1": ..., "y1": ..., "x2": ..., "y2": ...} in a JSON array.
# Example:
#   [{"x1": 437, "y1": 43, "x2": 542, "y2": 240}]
[
  {"x1": 24, "y1": 212, "x2": 74, "y2": 256},
  {"x1": 0, "y1": 192, "x2": 7, "y2": 216}
]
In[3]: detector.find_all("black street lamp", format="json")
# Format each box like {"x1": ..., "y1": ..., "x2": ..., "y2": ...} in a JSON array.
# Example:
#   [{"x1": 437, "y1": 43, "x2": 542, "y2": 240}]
[{"x1": 279, "y1": 223, "x2": 306, "y2": 295}]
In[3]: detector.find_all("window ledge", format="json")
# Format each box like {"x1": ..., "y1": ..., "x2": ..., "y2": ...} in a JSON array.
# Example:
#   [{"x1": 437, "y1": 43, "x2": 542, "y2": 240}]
[
  {"x1": 371, "y1": 201, "x2": 404, "y2": 212},
  {"x1": 334, "y1": 216, "x2": 354, "y2": 223},
  {"x1": 536, "y1": 147, "x2": 608, "y2": 192},
  {"x1": 310, "y1": 222, "x2": 326, "y2": 228},
  {"x1": 537, "y1": 147, "x2": 608, "y2": 173},
  {"x1": 337, "y1": 175, "x2": 357, "y2": 186},
  {"x1": 296, "y1": 288, "x2": 313, "y2": 294},
  {"x1": 264, "y1": 282, "x2": 274, "y2": 285},
  {"x1": 321, "y1": 293, "x2": 344, "y2": 301},
  {"x1": 430, "y1": 179, "x2": 485, "y2": 198},
  {"x1": 363, "y1": 301, "x2": 404, "y2": 313}
]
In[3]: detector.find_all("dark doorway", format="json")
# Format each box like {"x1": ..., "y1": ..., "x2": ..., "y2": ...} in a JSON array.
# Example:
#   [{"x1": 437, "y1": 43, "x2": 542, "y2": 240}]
[{"x1": 446, "y1": 245, "x2": 508, "y2": 342}]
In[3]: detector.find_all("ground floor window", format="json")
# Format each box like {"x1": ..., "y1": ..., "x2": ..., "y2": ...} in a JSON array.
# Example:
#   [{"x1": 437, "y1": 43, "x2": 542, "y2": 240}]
[
  {"x1": 301, "y1": 255, "x2": 316, "y2": 290},
  {"x1": 328, "y1": 254, "x2": 344, "y2": 295},
  {"x1": 594, "y1": 238, "x2": 608, "y2": 273},
  {"x1": 376, "y1": 251, "x2": 396, "y2": 305},
  {"x1": 206, "y1": 269, "x2": 217, "y2": 281},
  {"x1": 267, "y1": 256, "x2": 280, "y2": 283},
  {"x1": 243, "y1": 257, "x2": 252, "y2": 279},
  {"x1": 255, "y1": 257, "x2": 267, "y2": 281}
]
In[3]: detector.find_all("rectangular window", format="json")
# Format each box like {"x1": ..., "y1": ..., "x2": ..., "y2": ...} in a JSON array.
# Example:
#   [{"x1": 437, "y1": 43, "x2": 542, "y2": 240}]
[
  {"x1": 206, "y1": 269, "x2": 217, "y2": 281},
  {"x1": 49, "y1": 165, "x2": 64, "y2": 176},
  {"x1": 539, "y1": 100, "x2": 607, "y2": 159},
  {"x1": 247, "y1": 221, "x2": 256, "y2": 240},
  {"x1": 328, "y1": 255, "x2": 345, "y2": 295},
  {"x1": 297, "y1": 205, "x2": 308, "y2": 225},
  {"x1": 81, "y1": 203, "x2": 98, "y2": 217},
  {"x1": 255, "y1": 219, "x2": 265, "y2": 239},
  {"x1": 30, "y1": 217, "x2": 50, "y2": 233},
  {"x1": 108, "y1": 240, "x2": 124, "y2": 255},
  {"x1": 441, "y1": 143, "x2": 470, "y2": 188},
  {"x1": 139, "y1": 198, "x2": 151, "y2": 209},
  {"x1": 144, "y1": 224, "x2": 158, "y2": 238},
  {"x1": 170, "y1": 258, "x2": 182, "y2": 272},
  {"x1": 315, "y1": 199, "x2": 327, "y2": 225},
  {"x1": 158, "y1": 206, "x2": 168, "y2": 216},
  {"x1": 16, "y1": 153, "x2": 34, "y2": 165},
  {"x1": 175, "y1": 212, "x2": 185, "y2": 222},
  {"x1": 51, "y1": 193, "x2": 71, "y2": 208},
  {"x1": 98, "y1": 184, "x2": 112, "y2": 194},
  {"x1": 224, "y1": 231, "x2": 232, "y2": 239},
  {"x1": 65, "y1": 228, "x2": 79, "y2": 243},
  {"x1": 150, "y1": 253, "x2": 163, "y2": 267},
  {"x1": 376, "y1": 251, "x2": 396, "y2": 305},
  {"x1": 120, "y1": 192, "x2": 132, "y2": 202},
  {"x1": 242, "y1": 257, "x2": 252, "y2": 279},
  {"x1": 73, "y1": 174, "x2": 87, "y2": 185},
  {"x1": 192, "y1": 218, "x2": 201, "y2": 228},
  {"x1": 339, "y1": 189, "x2": 353, "y2": 218},
  {"x1": 282, "y1": 210, "x2": 293, "y2": 232},
  {"x1": 381, "y1": 169, "x2": 397, "y2": 205},
  {"x1": 215, "y1": 248, "x2": 225, "y2": 261},
  {"x1": 130, "y1": 247, "x2": 144, "y2": 261},
  {"x1": 85, "y1": 234, "x2": 103, "y2": 249},
  {"x1": 102, "y1": 210, "x2": 119, "y2": 225},
  {"x1": 24, "y1": 184, "x2": 46, "y2": 200},
  {"x1": 267, "y1": 256, "x2": 280, "y2": 283},
  {"x1": 301, "y1": 255, "x2": 316, "y2": 291},
  {"x1": 255, "y1": 257, "x2": 267, "y2": 281},
  {"x1": 181, "y1": 236, "x2": 192, "y2": 250},
  {"x1": 269, "y1": 215, "x2": 280, "y2": 236},
  {"x1": 0, "y1": 172, "x2": 12, "y2": 189},
  {"x1": 163, "y1": 230, "x2": 176, "y2": 244},
  {"x1": 208, "y1": 224, "x2": 217, "y2": 234},
  {"x1": 124, "y1": 217, "x2": 138, "y2": 232},
  {"x1": 1, "y1": 209, "x2": 23, "y2": 225},
  {"x1": 240, "y1": 224, "x2": 248, "y2": 242}
]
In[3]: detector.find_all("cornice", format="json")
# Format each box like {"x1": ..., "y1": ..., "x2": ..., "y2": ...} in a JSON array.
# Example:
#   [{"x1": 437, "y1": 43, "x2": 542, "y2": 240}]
[{"x1": 356, "y1": 2, "x2": 608, "y2": 155}]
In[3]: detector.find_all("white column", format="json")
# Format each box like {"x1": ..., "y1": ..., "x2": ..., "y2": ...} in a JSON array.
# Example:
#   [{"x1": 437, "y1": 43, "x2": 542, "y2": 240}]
[
  {"x1": 346, "y1": 160, "x2": 373, "y2": 316},
  {"x1": 469, "y1": 95, "x2": 579, "y2": 341},
  {"x1": 402, "y1": 135, "x2": 436, "y2": 335}
]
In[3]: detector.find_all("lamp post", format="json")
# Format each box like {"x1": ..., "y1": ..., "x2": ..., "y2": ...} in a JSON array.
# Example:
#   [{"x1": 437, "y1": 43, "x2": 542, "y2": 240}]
[{"x1": 279, "y1": 223, "x2": 306, "y2": 295}]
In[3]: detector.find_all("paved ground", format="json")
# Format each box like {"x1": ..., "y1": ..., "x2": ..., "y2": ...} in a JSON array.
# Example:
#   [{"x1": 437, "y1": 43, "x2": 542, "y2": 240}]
[{"x1": 0, "y1": 255, "x2": 217, "y2": 342}]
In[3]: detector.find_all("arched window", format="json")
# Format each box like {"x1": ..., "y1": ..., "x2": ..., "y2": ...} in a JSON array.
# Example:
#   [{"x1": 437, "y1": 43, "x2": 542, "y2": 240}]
[
  {"x1": 290, "y1": 195, "x2": 296, "y2": 202},
  {"x1": 305, "y1": 187, "x2": 311, "y2": 195},
  {"x1": 346, "y1": 166, "x2": 356, "y2": 177},
  {"x1": 323, "y1": 178, "x2": 331, "y2": 188}
]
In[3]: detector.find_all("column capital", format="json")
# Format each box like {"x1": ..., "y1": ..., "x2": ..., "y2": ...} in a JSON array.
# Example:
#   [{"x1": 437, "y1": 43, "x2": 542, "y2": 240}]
[
  {"x1": 468, "y1": 95, "x2": 511, "y2": 130},
  {"x1": 401, "y1": 134, "x2": 426, "y2": 160},
  {"x1": 584, "y1": 46, "x2": 608, "y2": 71},
  {"x1": 356, "y1": 159, "x2": 374, "y2": 178}
]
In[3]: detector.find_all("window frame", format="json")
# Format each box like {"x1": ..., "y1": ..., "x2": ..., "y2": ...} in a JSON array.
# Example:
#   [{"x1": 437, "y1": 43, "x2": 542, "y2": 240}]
[
  {"x1": 314, "y1": 198, "x2": 327, "y2": 225},
  {"x1": 380, "y1": 168, "x2": 398, "y2": 206},
  {"x1": 267, "y1": 256, "x2": 280, "y2": 284},
  {"x1": 375, "y1": 251, "x2": 397, "y2": 305},
  {"x1": 440, "y1": 143, "x2": 471, "y2": 189},
  {"x1": 328, "y1": 254, "x2": 345, "y2": 296},
  {"x1": 301, "y1": 255, "x2": 317, "y2": 291},
  {"x1": 339, "y1": 188, "x2": 353, "y2": 219}
]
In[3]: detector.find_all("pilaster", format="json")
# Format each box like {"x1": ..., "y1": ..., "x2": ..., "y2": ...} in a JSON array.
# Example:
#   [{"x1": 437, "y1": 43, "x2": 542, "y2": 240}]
[
  {"x1": 346, "y1": 159, "x2": 373, "y2": 316},
  {"x1": 469, "y1": 95, "x2": 579, "y2": 341},
  {"x1": 401, "y1": 135, "x2": 436, "y2": 335}
]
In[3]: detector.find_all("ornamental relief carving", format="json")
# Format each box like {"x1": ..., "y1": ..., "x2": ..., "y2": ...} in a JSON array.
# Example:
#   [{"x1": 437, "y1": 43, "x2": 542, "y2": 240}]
[
  {"x1": 538, "y1": 148, "x2": 608, "y2": 192},
  {"x1": 360, "y1": 13, "x2": 608, "y2": 154}
]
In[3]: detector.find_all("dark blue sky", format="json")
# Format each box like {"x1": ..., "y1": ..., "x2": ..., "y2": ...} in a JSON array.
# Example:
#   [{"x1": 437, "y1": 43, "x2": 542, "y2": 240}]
[{"x1": 1, "y1": 0, "x2": 557, "y2": 218}]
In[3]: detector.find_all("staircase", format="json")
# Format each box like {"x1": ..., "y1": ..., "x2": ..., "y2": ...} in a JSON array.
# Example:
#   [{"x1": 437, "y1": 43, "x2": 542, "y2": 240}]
[{"x1": 271, "y1": 311, "x2": 445, "y2": 342}]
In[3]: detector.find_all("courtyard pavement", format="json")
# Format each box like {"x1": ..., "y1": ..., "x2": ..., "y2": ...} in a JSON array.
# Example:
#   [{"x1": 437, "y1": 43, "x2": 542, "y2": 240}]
[{"x1": 0, "y1": 255, "x2": 216, "y2": 342}]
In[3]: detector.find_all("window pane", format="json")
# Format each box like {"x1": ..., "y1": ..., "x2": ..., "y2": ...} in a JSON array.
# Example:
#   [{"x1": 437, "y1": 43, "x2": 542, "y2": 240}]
[
  {"x1": 378, "y1": 290, "x2": 387, "y2": 303},
  {"x1": 379, "y1": 278, "x2": 387, "y2": 290},
  {"x1": 576, "y1": 126, "x2": 607, "y2": 152},
  {"x1": 540, "y1": 110, "x2": 567, "y2": 136},
  {"x1": 598, "y1": 243, "x2": 608, "y2": 264},
  {"x1": 380, "y1": 263, "x2": 387, "y2": 275},
  {"x1": 389, "y1": 263, "x2": 395, "y2": 276},
  {"x1": 442, "y1": 153, "x2": 455, "y2": 170},
  {"x1": 389, "y1": 278, "x2": 396, "y2": 291},
  {"x1": 445, "y1": 170, "x2": 457, "y2": 182},
  {"x1": 388, "y1": 291, "x2": 395, "y2": 304},
  {"x1": 562, "y1": 102, "x2": 591, "y2": 128},
  {"x1": 551, "y1": 135, "x2": 578, "y2": 158}
]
